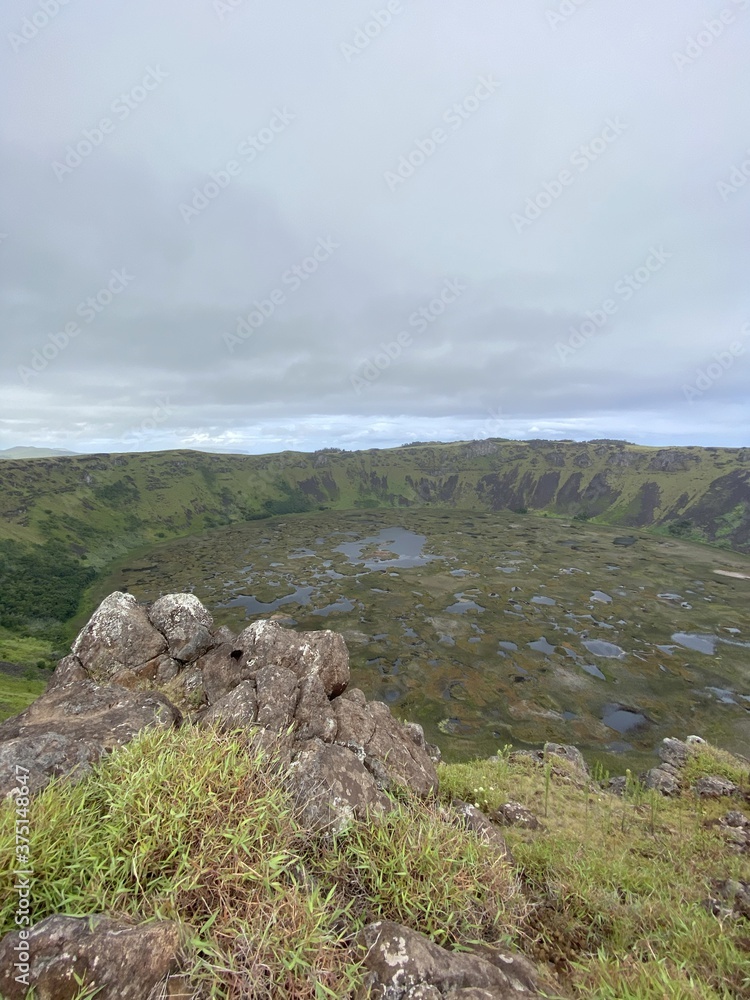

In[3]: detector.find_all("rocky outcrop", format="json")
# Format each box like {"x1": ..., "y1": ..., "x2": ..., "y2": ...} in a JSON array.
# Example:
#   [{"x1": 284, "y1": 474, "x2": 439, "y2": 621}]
[
  {"x1": 287, "y1": 739, "x2": 392, "y2": 834},
  {"x1": 0, "y1": 915, "x2": 182, "y2": 1000},
  {"x1": 643, "y1": 736, "x2": 747, "y2": 798},
  {"x1": 356, "y1": 920, "x2": 539, "y2": 999},
  {"x1": 0, "y1": 674, "x2": 181, "y2": 798},
  {"x1": 0, "y1": 591, "x2": 438, "y2": 809},
  {"x1": 71, "y1": 591, "x2": 167, "y2": 680}
]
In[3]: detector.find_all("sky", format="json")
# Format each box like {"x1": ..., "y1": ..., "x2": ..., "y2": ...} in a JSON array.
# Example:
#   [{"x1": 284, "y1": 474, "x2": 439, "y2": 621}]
[{"x1": 1, "y1": 0, "x2": 749, "y2": 455}]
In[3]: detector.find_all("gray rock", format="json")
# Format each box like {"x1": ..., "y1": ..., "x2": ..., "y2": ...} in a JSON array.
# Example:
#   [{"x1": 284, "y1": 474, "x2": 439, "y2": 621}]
[
  {"x1": 0, "y1": 914, "x2": 181, "y2": 1000},
  {"x1": 658, "y1": 737, "x2": 690, "y2": 770},
  {"x1": 644, "y1": 766, "x2": 680, "y2": 796},
  {"x1": 0, "y1": 680, "x2": 180, "y2": 798},
  {"x1": 694, "y1": 775, "x2": 737, "y2": 798},
  {"x1": 493, "y1": 801, "x2": 541, "y2": 830},
  {"x1": 72, "y1": 592, "x2": 167, "y2": 679},
  {"x1": 287, "y1": 739, "x2": 391, "y2": 834},
  {"x1": 359, "y1": 700, "x2": 439, "y2": 798},
  {"x1": 355, "y1": 920, "x2": 538, "y2": 999},
  {"x1": 148, "y1": 592, "x2": 215, "y2": 663},
  {"x1": 234, "y1": 619, "x2": 350, "y2": 697},
  {"x1": 333, "y1": 689, "x2": 376, "y2": 745},
  {"x1": 256, "y1": 664, "x2": 299, "y2": 730},
  {"x1": 544, "y1": 742, "x2": 589, "y2": 777},
  {"x1": 198, "y1": 680, "x2": 258, "y2": 732},
  {"x1": 451, "y1": 800, "x2": 514, "y2": 862},
  {"x1": 294, "y1": 673, "x2": 338, "y2": 742},
  {"x1": 198, "y1": 643, "x2": 250, "y2": 704}
]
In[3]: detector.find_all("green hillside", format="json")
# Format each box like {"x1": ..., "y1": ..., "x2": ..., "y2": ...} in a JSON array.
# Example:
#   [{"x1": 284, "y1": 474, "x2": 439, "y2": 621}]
[{"x1": 0, "y1": 439, "x2": 749, "y2": 660}]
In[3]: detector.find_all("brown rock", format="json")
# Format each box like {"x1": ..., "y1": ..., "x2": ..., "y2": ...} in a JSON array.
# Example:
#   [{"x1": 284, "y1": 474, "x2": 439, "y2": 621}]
[
  {"x1": 0, "y1": 914, "x2": 181, "y2": 1000},
  {"x1": 234, "y1": 619, "x2": 350, "y2": 696},
  {"x1": 333, "y1": 690, "x2": 376, "y2": 745},
  {"x1": 0, "y1": 680, "x2": 181, "y2": 797},
  {"x1": 72, "y1": 592, "x2": 166, "y2": 679},
  {"x1": 45, "y1": 654, "x2": 89, "y2": 692}
]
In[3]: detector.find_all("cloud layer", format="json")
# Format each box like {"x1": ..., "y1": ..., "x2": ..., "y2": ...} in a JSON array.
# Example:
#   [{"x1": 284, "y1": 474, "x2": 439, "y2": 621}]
[{"x1": 2, "y1": 0, "x2": 749, "y2": 453}]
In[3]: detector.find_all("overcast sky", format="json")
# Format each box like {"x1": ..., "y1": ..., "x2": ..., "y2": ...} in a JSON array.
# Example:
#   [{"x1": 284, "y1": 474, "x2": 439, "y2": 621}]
[{"x1": 1, "y1": 0, "x2": 749, "y2": 455}]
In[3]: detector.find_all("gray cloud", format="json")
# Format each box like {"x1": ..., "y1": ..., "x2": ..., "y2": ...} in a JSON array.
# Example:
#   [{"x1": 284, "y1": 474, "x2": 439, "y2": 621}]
[{"x1": 1, "y1": 0, "x2": 749, "y2": 453}]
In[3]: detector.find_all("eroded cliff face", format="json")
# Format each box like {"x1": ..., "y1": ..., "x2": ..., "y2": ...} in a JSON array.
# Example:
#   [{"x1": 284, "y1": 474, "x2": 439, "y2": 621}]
[{"x1": 1, "y1": 441, "x2": 748, "y2": 561}]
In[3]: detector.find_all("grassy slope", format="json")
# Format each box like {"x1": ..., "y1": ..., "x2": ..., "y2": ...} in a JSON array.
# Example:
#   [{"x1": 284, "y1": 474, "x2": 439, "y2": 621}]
[
  {"x1": 1, "y1": 725, "x2": 747, "y2": 999},
  {"x1": 1, "y1": 440, "x2": 749, "y2": 560}
]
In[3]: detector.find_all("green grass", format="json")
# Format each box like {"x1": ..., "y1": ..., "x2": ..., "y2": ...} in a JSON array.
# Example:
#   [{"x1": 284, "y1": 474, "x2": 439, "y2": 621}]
[
  {"x1": 0, "y1": 671, "x2": 48, "y2": 722},
  {"x1": 1, "y1": 727, "x2": 747, "y2": 998},
  {"x1": 0, "y1": 726, "x2": 522, "y2": 1000}
]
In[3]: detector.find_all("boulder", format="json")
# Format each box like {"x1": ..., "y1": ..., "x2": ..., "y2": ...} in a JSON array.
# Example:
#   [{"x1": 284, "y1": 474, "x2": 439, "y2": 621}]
[
  {"x1": 72, "y1": 592, "x2": 166, "y2": 679},
  {"x1": 450, "y1": 800, "x2": 514, "y2": 863},
  {"x1": 658, "y1": 737, "x2": 690, "y2": 770},
  {"x1": 493, "y1": 802, "x2": 541, "y2": 830},
  {"x1": 0, "y1": 914, "x2": 181, "y2": 1000},
  {"x1": 355, "y1": 920, "x2": 539, "y2": 999},
  {"x1": 543, "y1": 742, "x2": 589, "y2": 778},
  {"x1": 148, "y1": 593, "x2": 215, "y2": 663},
  {"x1": 693, "y1": 775, "x2": 738, "y2": 798},
  {"x1": 45, "y1": 654, "x2": 89, "y2": 692},
  {"x1": 343, "y1": 699, "x2": 439, "y2": 798},
  {"x1": 286, "y1": 739, "x2": 391, "y2": 834},
  {"x1": 0, "y1": 680, "x2": 181, "y2": 798},
  {"x1": 234, "y1": 619, "x2": 350, "y2": 696},
  {"x1": 198, "y1": 680, "x2": 258, "y2": 732},
  {"x1": 644, "y1": 766, "x2": 680, "y2": 796}
]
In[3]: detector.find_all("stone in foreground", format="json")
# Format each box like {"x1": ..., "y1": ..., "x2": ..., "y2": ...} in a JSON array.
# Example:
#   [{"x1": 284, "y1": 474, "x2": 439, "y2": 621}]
[
  {"x1": 355, "y1": 920, "x2": 539, "y2": 999},
  {"x1": 0, "y1": 915, "x2": 181, "y2": 1000}
]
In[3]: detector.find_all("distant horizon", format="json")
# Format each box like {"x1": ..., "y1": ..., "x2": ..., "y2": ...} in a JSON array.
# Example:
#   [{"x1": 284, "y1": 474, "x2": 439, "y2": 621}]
[{"x1": 2, "y1": 432, "x2": 749, "y2": 461}]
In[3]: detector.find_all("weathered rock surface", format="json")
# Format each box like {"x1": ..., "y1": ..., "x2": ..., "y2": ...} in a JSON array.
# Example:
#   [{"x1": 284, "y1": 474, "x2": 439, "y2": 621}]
[
  {"x1": 493, "y1": 802, "x2": 541, "y2": 830},
  {"x1": 148, "y1": 592, "x2": 215, "y2": 662},
  {"x1": 287, "y1": 739, "x2": 391, "y2": 834},
  {"x1": 0, "y1": 915, "x2": 181, "y2": 1000},
  {"x1": 450, "y1": 800, "x2": 514, "y2": 862},
  {"x1": 693, "y1": 775, "x2": 738, "y2": 798},
  {"x1": 72, "y1": 591, "x2": 166, "y2": 679},
  {"x1": 355, "y1": 920, "x2": 539, "y2": 999},
  {"x1": 234, "y1": 618, "x2": 350, "y2": 696},
  {"x1": 0, "y1": 679, "x2": 180, "y2": 798},
  {"x1": 198, "y1": 680, "x2": 258, "y2": 732}
]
